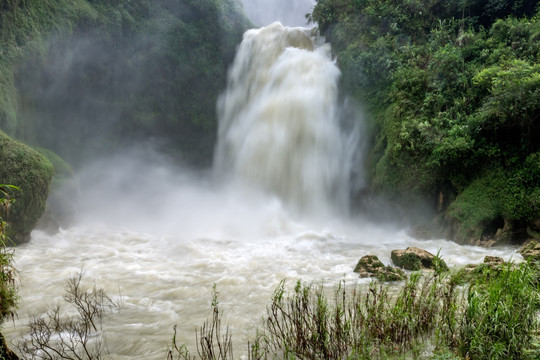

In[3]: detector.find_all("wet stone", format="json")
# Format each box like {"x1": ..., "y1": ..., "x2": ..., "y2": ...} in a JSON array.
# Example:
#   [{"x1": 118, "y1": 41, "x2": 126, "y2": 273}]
[
  {"x1": 391, "y1": 247, "x2": 448, "y2": 271},
  {"x1": 519, "y1": 239, "x2": 540, "y2": 262},
  {"x1": 354, "y1": 255, "x2": 406, "y2": 282}
]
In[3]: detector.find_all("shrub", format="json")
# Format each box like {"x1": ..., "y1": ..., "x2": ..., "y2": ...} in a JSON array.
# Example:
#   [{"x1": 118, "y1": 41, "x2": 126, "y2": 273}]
[
  {"x1": 0, "y1": 184, "x2": 19, "y2": 323},
  {"x1": 458, "y1": 262, "x2": 540, "y2": 359}
]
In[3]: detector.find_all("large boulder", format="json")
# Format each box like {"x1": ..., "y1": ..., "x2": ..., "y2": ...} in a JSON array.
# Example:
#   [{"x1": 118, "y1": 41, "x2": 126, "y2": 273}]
[
  {"x1": 391, "y1": 247, "x2": 449, "y2": 271},
  {"x1": 0, "y1": 131, "x2": 53, "y2": 244},
  {"x1": 354, "y1": 255, "x2": 406, "y2": 282}
]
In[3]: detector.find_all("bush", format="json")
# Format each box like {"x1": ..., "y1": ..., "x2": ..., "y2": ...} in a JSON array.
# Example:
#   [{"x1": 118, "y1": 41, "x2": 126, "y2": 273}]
[
  {"x1": 0, "y1": 184, "x2": 19, "y2": 323},
  {"x1": 16, "y1": 270, "x2": 118, "y2": 360},
  {"x1": 458, "y1": 262, "x2": 540, "y2": 359}
]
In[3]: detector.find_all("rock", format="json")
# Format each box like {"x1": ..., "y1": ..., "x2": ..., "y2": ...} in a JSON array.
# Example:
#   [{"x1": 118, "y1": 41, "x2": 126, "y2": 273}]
[
  {"x1": 519, "y1": 239, "x2": 540, "y2": 262},
  {"x1": 483, "y1": 256, "x2": 504, "y2": 267},
  {"x1": 0, "y1": 131, "x2": 53, "y2": 244},
  {"x1": 461, "y1": 263, "x2": 478, "y2": 274},
  {"x1": 391, "y1": 247, "x2": 448, "y2": 271},
  {"x1": 354, "y1": 255, "x2": 406, "y2": 282},
  {"x1": 460, "y1": 256, "x2": 508, "y2": 282}
]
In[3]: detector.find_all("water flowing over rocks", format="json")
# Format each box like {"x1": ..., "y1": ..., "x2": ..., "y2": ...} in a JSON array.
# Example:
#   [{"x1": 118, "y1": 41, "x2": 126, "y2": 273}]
[{"x1": 391, "y1": 247, "x2": 448, "y2": 271}]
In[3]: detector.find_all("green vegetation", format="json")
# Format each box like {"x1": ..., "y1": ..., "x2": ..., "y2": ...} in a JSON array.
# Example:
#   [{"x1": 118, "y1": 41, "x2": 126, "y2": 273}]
[
  {"x1": 0, "y1": 184, "x2": 19, "y2": 323},
  {"x1": 0, "y1": 184, "x2": 20, "y2": 359},
  {"x1": 1, "y1": 0, "x2": 250, "y2": 166},
  {"x1": 165, "y1": 261, "x2": 540, "y2": 359},
  {"x1": 2, "y1": 257, "x2": 537, "y2": 359},
  {"x1": 0, "y1": 0, "x2": 250, "y2": 238},
  {"x1": 0, "y1": 131, "x2": 53, "y2": 243},
  {"x1": 459, "y1": 262, "x2": 540, "y2": 359},
  {"x1": 310, "y1": 0, "x2": 540, "y2": 244}
]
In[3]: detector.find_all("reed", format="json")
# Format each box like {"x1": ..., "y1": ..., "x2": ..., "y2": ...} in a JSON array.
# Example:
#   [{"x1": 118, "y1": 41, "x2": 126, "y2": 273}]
[{"x1": 171, "y1": 261, "x2": 540, "y2": 360}]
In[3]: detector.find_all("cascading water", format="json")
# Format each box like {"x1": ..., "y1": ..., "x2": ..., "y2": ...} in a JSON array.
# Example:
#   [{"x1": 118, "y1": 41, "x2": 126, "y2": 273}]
[
  {"x1": 214, "y1": 22, "x2": 353, "y2": 216},
  {"x1": 3, "y1": 22, "x2": 522, "y2": 360}
]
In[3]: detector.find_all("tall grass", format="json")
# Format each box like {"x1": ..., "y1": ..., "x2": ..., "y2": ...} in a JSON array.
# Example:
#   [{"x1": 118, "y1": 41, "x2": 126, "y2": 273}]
[
  {"x1": 247, "y1": 273, "x2": 452, "y2": 359},
  {"x1": 169, "y1": 262, "x2": 540, "y2": 360},
  {"x1": 458, "y1": 262, "x2": 540, "y2": 359}
]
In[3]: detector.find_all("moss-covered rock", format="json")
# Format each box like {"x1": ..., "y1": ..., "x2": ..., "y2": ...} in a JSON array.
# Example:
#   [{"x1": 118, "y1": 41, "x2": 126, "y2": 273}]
[
  {"x1": 354, "y1": 255, "x2": 406, "y2": 282},
  {"x1": 519, "y1": 239, "x2": 540, "y2": 262},
  {"x1": 391, "y1": 247, "x2": 448, "y2": 272},
  {"x1": 458, "y1": 256, "x2": 510, "y2": 282},
  {"x1": 0, "y1": 131, "x2": 53, "y2": 244}
]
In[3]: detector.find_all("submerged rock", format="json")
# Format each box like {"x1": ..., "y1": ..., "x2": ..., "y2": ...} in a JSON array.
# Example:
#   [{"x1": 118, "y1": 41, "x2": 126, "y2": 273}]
[
  {"x1": 391, "y1": 247, "x2": 448, "y2": 271},
  {"x1": 354, "y1": 255, "x2": 406, "y2": 282}
]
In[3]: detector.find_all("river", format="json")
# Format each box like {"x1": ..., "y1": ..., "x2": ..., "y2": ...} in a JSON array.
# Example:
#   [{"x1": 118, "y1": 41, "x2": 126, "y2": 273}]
[{"x1": 4, "y1": 18, "x2": 521, "y2": 360}]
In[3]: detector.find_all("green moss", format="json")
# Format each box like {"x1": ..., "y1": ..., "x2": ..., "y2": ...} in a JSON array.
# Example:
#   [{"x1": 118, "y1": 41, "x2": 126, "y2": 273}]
[
  {"x1": 392, "y1": 252, "x2": 423, "y2": 271},
  {"x1": 448, "y1": 159, "x2": 540, "y2": 242},
  {"x1": 0, "y1": 131, "x2": 53, "y2": 244},
  {"x1": 376, "y1": 266, "x2": 406, "y2": 282},
  {"x1": 34, "y1": 147, "x2": 73, "y2": 185}
]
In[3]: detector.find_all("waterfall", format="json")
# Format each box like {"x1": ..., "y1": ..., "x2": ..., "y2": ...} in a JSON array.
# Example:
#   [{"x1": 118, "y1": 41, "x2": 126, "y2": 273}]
[{"x1": 214, "y1": 22, "x2": 354, "y2": 216}]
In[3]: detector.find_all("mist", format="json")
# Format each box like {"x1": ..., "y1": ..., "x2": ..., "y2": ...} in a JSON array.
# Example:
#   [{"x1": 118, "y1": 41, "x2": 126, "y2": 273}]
[
  {"x1": 240, "y1": 0, "x2": 316, "y2": 26},
  {"x1": 14, "y1": 1, "x2": 248, "y2": 167},
  {"x1": 70, "y1": 146, "x2": 304, "y2": 239}
]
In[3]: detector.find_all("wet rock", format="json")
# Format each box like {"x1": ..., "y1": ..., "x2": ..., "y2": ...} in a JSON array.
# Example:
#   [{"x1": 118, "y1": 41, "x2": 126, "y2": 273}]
[
  {"x1": 461, "y1": 263, "x2": 478, "y2": 274},
  {"x1": 519, "y1": 239, "x2": 540, "y2": 262},
  {"x1": 483, "y1": 255, "x2": 504, "y2": 267},
  {"x1": 460, "y1": 256, "x2": 508, "y2": 281},
  {"x1": 391, "y1": 247, "x2": 448, "y2": 271},
  {"x1": 353, "y1": 255, "x2": 406, "y2": 282}
]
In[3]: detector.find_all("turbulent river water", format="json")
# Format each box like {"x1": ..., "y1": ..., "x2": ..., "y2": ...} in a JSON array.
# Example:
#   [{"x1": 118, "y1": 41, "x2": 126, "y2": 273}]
[{"x1": 5, "y1": 23, "x2": 521, "y2": 359}]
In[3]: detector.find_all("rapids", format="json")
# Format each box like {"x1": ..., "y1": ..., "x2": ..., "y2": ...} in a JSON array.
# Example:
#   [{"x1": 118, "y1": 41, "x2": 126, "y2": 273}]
[
  {"x1": 4, "y1": 198, "x2": 521, "y2": 359},
  {"x1": 4, "y1": 22, "x2": 522, "y2": 359}
]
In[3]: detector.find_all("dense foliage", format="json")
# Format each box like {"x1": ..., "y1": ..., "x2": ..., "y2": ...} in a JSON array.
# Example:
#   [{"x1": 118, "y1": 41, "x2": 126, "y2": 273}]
[
  {"x1": 0, "y1": 0, "x2": 250, "y2": 165},
  {"x1": 311, "y1": 0, "x2": 540, "y2": 243},
  {"x1": 0, "y1": 185, "x2": 18, "y2": 323},
  {"x1": 0, "y1": 131, "x2": 52, "y2": 243}
]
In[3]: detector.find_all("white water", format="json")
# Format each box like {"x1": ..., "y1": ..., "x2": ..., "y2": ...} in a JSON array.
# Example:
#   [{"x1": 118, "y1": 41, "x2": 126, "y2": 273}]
[
  {"x1": 241, "y1": 0, "x2": 315, "y2": 27},
  {"x1": 214, "y1": 23, "x2": 354, "y2": 216},
  {"x1": 4, "y1": 23, "x2": 522, "y2": 359}
]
